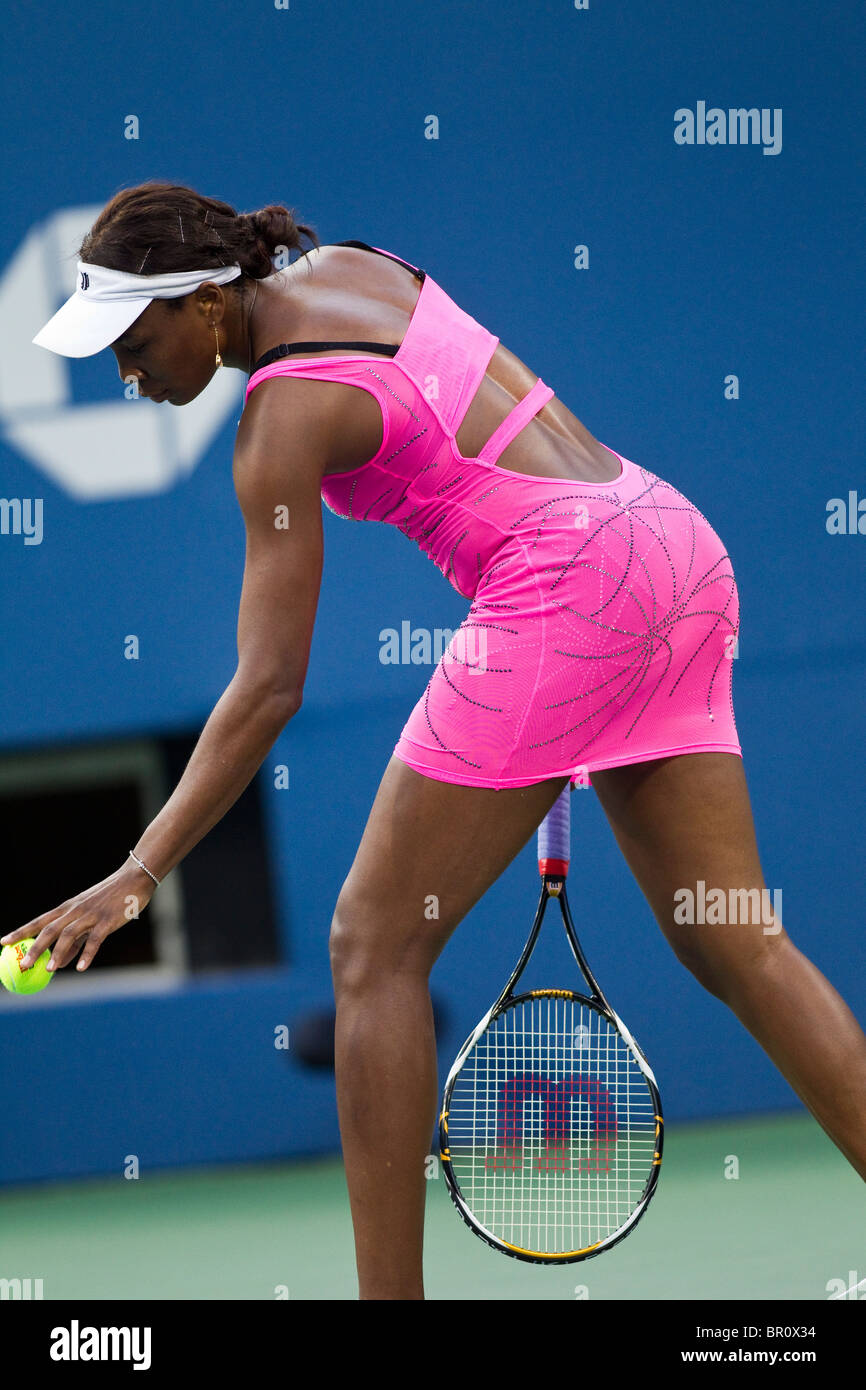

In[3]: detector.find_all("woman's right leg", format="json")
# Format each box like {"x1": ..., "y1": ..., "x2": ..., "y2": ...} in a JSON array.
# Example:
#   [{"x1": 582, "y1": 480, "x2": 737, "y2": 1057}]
[{"x1": 589, "y1": 751, "x2": 866, "y2": 1182}]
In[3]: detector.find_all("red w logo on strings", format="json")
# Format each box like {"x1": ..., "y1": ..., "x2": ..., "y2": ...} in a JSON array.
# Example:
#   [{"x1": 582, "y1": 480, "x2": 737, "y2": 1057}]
[{"x1": 486, "y1": 1074, "x2": 618, "y2": 1172}]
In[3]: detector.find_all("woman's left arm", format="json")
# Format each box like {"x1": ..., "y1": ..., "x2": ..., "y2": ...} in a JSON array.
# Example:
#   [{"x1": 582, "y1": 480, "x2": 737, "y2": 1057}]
[{"x1": 1, "y1": 381, "x2": 333, "y2": 973}]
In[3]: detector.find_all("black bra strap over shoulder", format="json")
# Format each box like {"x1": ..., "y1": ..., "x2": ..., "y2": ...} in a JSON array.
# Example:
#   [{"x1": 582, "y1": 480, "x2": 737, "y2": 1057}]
[
  {"x1": 250, "y1": 239, "x2": 426, "y2": 376},
  {"x1": 333, "y1": 240, "x2": 426, "y2": 283}
]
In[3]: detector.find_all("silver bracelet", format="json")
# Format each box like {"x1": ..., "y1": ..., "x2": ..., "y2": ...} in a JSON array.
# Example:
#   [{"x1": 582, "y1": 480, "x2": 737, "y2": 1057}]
[{"x1": 128, "y1": 850, "x2": 160, "y2": 886}]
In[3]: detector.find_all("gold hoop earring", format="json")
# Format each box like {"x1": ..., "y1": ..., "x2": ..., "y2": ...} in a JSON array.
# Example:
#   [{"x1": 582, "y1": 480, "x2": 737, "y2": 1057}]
[{"x1": 213, "y1": 324, "x2": 222, "y2": 368}]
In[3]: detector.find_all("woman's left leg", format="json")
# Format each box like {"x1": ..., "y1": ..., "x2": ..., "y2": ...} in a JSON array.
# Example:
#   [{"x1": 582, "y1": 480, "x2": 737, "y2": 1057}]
[{"x1": 328, "y1": 755, "x2": 570, "y2": 1300}]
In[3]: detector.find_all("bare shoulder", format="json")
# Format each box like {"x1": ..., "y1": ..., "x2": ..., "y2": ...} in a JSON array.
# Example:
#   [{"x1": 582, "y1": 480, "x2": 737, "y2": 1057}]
[
  {"x1": 238, "y1": 367, "x2": 383, "y2": 481},
  {"x1": 233, "y1": 373, "x2": 344, "y2": 500}
]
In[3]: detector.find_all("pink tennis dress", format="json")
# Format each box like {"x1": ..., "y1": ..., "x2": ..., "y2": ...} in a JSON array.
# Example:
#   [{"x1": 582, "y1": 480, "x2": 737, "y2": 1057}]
[{"x1": 244, "y1": 241, "x2": 742, "y2": 789}]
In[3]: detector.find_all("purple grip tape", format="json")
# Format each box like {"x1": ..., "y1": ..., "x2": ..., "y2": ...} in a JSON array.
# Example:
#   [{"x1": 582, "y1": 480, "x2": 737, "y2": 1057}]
[{"x1": 537, "y1": 784, "x2": 571, "y2": 866}]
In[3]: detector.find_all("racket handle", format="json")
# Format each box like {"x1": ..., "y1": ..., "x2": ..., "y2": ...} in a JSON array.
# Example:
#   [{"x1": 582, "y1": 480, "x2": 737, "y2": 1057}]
[{"x1": 538, "y1": 783, "x2": 571, "y2": 877}]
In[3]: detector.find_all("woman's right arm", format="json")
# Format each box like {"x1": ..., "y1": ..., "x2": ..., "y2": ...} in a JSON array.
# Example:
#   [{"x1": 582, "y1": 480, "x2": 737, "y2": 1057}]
[
  {"x1": 127, "y1": 377, "x2": 334, "y2": 883},
  {"x1": 3, "y1": 380, "x2": 335, "y2": 973}
]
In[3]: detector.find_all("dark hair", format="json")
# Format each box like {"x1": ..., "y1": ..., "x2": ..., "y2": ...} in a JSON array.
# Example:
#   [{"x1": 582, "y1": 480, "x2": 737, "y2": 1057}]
[{"x1": 77, "y1": 180, "x2": 320, "y2": 306}]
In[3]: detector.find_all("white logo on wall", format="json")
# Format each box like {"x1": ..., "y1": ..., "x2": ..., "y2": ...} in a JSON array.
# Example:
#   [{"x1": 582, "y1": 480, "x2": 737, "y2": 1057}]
[{"x1": 0, "y1": 205, "x2": 242, "y2": 501}]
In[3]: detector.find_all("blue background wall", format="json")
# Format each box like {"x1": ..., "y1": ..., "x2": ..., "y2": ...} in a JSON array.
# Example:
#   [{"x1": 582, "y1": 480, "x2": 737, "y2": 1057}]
[{"x1": 1, "y1": 0, "x2": 864, "y2": 1182}]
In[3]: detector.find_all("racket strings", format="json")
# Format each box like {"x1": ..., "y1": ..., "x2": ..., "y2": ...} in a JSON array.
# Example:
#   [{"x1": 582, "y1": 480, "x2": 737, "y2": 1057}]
[{"x1": 446, "y1": 995, "x2": 657, "y2": 1255}]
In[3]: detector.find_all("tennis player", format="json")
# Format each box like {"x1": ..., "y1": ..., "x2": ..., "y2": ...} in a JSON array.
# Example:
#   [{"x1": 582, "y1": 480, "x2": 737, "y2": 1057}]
[{"x1": 6, "y1": 180, "x2": 865, "y2": 1300}]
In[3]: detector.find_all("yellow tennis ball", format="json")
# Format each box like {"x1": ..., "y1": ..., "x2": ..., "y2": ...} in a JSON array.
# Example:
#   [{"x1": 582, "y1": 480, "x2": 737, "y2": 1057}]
[{"x1": 0, "y1": 939, "x2": 54, "y2": 994}]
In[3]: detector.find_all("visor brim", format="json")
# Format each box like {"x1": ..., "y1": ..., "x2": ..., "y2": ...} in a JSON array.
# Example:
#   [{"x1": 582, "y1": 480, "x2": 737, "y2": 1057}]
[{"x1": 32, "y1": 292, "x2": 153, "y2": 358}]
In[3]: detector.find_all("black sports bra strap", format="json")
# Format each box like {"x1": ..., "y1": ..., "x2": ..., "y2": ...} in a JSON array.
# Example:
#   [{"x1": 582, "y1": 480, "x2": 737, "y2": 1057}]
[
  {"x1": 250, "y1": 240, "x2": 427, "y2": 376},
  {"x1": 252, "y1": 340, "x2": 400, "y2": 372}
]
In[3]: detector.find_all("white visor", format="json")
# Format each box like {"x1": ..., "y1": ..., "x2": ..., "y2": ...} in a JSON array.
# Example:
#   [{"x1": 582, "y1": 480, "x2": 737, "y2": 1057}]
[{"x1": 32, "y1": 260, "x2": 244, "y2": 358}]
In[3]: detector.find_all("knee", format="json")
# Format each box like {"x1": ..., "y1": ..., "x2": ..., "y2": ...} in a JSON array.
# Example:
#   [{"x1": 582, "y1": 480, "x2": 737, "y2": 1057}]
[
  {"x1": 328, "y1": 897, "x2": 368, "y2": 995},
  {"x1": 668, "y1": 926, "x2": 790, "y2": 1003},
  {"x1": 328, "y1": 888, "x2": 434, "y2": 996}
]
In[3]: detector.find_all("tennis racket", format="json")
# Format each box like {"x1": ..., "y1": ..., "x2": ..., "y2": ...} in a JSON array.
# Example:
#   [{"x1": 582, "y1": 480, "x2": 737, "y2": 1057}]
[{"x1": 439, "y1": 781, "x2": 663, "y2": 1264}]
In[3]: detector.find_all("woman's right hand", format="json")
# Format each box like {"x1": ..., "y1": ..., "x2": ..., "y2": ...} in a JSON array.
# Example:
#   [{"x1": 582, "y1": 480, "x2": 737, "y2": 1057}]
[{"x1": 0, "y1": 859, "x2": 156, "y2": 973}]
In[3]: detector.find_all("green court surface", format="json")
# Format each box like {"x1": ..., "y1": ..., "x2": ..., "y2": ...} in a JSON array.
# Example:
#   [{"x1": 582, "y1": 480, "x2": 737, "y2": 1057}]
[{"x1": 1, "y1": 1111, "x2": 862, "y2": 1300}]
